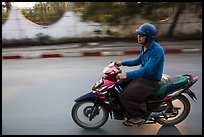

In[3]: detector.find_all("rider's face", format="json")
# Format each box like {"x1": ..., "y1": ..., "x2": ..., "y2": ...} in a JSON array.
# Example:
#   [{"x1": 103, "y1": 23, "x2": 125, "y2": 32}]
[{"x1": 137, "y1": 34, "x2": 146, "y2": 44}]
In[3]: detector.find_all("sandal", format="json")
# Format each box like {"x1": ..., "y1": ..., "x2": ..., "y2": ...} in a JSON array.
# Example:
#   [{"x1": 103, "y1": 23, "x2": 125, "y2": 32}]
[
  {"x1": 123, "y1": 121, "x2": 135, "y2": 127},
  {"x1": 123, "y1": 118, "x2": 143, "y2": 127}
]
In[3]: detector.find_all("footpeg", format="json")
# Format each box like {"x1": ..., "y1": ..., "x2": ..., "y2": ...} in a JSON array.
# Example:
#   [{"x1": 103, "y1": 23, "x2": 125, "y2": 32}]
[{"x1": 162, "y1": 112, "x2": 168, "y2": 119}]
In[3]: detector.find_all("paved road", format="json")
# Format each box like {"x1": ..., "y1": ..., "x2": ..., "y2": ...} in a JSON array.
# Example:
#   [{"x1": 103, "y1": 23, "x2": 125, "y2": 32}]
[{"x1": 2, "y1": 53, "x2": 202, "y2": 135}]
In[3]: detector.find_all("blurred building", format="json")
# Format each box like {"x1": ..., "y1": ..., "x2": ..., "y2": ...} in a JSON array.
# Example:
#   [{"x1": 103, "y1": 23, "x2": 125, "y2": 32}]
[
  {"x1": 2, "y1": 6, "x2": 102, "y2": 40},
  {"x1": 156, "y1": 8, "x2": 202, "y2": 36},
  {"x1": 2, "y1": 6, "x2": 202, "y2": 40},
  {"x1": 108, "y1": 9, "x2": 202, "y2": 37}
]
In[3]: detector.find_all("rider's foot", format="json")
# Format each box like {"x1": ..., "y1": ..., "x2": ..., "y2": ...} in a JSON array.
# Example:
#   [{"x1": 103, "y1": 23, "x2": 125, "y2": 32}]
[{"x1": 123, "y1": 117, "x2": 143, "y2": 127}]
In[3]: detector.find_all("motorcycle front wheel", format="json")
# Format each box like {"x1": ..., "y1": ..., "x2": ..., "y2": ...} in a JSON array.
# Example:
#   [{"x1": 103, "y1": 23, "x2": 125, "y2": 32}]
[
  {"x1": 155, "y1": 95, "x2": 191, "y2": 126},
  {"x1": 71, "y1": 100, "x2": 109, "y2": 129}
]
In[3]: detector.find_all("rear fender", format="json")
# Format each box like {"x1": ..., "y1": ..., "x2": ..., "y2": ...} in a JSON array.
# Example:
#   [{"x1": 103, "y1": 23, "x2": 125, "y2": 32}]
[
  {"x1": 183, "y1": 74, "x2": 198, "y2": 89},
  {"x1": 75, "y1": 92, "x2": 96, "y2": 102},
  {"x1": 183, "y1": 89, "x2": 197, "y2": 102}
]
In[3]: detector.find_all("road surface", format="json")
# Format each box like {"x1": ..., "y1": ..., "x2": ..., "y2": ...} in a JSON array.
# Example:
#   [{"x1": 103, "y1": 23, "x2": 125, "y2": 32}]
[{"x1": 2, "y1": 53, "x2": 202, "y2": 135}]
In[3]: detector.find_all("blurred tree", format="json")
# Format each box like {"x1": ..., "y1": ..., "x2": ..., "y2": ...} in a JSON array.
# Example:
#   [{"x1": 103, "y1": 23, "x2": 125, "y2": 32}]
[
  {"x1": 164, "y1": 2, "x2": 201, "y2": 38},
  {"x1": 74, "y1": 2, "x2": 126, "y2": 23},
  {"x1": 2, "y1": 2, "x2": 12, "y2": 24},
  {"x1": 2, "y1": 2, "x2": 202, "y2": 36},
  {"x1": 2, "y1": 2, "x2": 12, "y2": 12},
  {"x1": 166, "y1": 2, "x2": 185, "y2": 38},
  {"x1": 191, "y1": 2, "x2": 202, "y2": 19},
  {"x1": 74, "y1": 2, "x2": 172, "y2": 23},
  {"x1": 73, "y1": 2, "x2": 201, "y2": 37},
  {"x1": 21, "y1": 2, "x2": 69, "y2": 25}
]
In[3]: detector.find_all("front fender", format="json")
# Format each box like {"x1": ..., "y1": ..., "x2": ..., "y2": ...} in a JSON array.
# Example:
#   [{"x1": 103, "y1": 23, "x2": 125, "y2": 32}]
[{"x1": 75, "y1": 92, "x2": 97, "y2": 102}]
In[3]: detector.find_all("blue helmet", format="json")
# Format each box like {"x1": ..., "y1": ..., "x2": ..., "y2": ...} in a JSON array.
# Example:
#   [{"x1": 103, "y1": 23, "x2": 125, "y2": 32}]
[{"x1": 136, "y1": 23, "x2": 158, "y2": 39}]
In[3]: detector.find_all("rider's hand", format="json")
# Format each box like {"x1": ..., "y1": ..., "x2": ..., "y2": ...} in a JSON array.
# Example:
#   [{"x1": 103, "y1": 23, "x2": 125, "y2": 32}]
[
  {"x1": 116, "y1": 73, "x2": 127, "y2": 80},
  {"x1": 115, "y1": 61, "x2": 122, "y2": 66}
]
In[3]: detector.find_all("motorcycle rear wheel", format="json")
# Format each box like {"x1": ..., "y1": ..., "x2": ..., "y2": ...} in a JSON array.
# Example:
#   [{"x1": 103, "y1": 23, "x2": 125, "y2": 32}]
[
  {"x1": 155, "y1": 95, "x2": 190, "y2": 126},
  {"x1": 71, "y1": 100, "x2": 109, "y2": 129}
]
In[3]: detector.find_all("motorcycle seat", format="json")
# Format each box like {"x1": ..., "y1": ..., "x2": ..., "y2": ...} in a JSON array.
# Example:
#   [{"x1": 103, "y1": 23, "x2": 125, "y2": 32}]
[{"x1": 153, "y1": 75, "x2": 188, "y2": 96}]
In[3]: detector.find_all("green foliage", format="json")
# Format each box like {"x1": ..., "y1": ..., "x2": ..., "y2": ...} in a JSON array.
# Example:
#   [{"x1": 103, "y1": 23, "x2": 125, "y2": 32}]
[
  {"x1": 2, "y1": 2, "x2": 202, "y2": 41},
  {"x1": 191, "y1": 2, "x2": 202, "y2": 18},
  {"x1": 2, "y1": 11, "x2": 8, "y2": 24},
  {"x1": 2, "y1": 2, "x2": 202, "y2": 26},
  {"x1": 74, "y1": 2, "x2": 202, "y2": 23},
  {"x1": 75, "y1": 2, "x2": 170, "y2": 23},
  {"x1": 2, "y1": 2, "x2": 12, "y2": 12},
  {"x1": 74, "y1": 2, "x2": 127, "y2": 23},
  {"x1": 2, "y1": 2, "x2": 11, "y2": 24},
  {"x1": 21, "y1": 2, "x2": 69, "y2": 25}
]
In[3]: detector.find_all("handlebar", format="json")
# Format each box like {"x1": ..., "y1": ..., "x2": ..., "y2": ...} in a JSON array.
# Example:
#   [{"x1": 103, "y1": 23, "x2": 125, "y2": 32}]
[{"x1": 113, "y1": 62, "x2": 122, "y2": 73}]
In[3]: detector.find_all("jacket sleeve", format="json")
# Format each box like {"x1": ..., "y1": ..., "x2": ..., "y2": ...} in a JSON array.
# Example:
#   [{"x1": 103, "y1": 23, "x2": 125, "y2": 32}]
[
  {"x1": 126, "y1": 48, "x2": 163, "y2": 79},
  {"x1": 122, "y1": 55, "x2": 142, "y2": 66}
]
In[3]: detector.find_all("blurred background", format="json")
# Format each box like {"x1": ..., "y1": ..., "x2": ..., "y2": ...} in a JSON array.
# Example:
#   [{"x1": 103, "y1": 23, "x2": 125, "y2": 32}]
[
  {"x1": 2, "y1": 2, "x2": 202, "y2": 135},
  {"x1": 2, "y1": 2, "x2": 202, "y2": 47}
]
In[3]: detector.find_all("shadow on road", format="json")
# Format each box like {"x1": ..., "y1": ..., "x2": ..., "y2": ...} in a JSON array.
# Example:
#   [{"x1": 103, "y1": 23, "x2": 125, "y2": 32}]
[
  {"x1": 79, "y1": 128, "x2": 108, "y2": 135},
  {"x1": 156, "y1": 125, "x2": 181, "y2": 135}
]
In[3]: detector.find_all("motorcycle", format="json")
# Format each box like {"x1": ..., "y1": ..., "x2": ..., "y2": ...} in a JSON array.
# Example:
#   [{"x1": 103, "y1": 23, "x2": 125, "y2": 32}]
[{"x1": 71, "y1": 62, "x2": 198, "y2": 129}]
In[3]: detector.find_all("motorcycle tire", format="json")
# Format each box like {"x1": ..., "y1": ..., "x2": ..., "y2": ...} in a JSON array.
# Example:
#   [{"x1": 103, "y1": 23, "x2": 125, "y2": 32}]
[
  {"x1": 155, "y1": 95, "x2": 191, "y2": 126},
  {"x1": 71, "y1": 100, "x2": 109, "y2": 129}
]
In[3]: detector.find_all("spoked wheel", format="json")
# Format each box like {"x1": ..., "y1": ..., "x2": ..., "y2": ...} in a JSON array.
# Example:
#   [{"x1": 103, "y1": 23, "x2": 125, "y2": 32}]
[
  {"x1": 71, "y1": 101, "x2": 109, "y2": 129},
  {"x1": 155, "y1": 95, "x2": 191, "y2": 126}
]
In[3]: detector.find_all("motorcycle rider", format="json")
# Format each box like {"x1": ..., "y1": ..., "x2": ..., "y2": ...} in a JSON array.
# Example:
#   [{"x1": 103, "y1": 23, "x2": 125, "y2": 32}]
[{"x1": 115, "y1": 23, "x2": 165, "y2": 126}]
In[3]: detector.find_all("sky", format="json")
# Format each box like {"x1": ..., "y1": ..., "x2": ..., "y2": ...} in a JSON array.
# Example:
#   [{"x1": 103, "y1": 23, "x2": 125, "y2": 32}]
[{"x1": 11, "y1": 2, "x2": 37, "y2": 8}]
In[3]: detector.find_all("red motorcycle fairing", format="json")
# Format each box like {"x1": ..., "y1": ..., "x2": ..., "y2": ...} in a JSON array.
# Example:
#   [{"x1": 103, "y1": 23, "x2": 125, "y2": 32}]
[
  {"x1": 99, "y1": 77, "x2": 117, "y2": 88},
  {"x1": 92, "y1": 76, "x2": 117, "y2": 92},
  {"x1": 92, "y1": 76, "x2": 117, "y2": 99},
  {"x1": 103, "y1": 62, "x2": 121, "y2": 76}
]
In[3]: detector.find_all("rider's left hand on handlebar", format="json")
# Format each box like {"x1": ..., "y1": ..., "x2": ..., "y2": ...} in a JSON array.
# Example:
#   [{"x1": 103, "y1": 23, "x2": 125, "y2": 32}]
[
  {"x1": 116, "y1": 73, "x2": 127, "y2": 80},
  {"x1": 115, "y1": 61, "x2": 122, "y2": 66}
]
